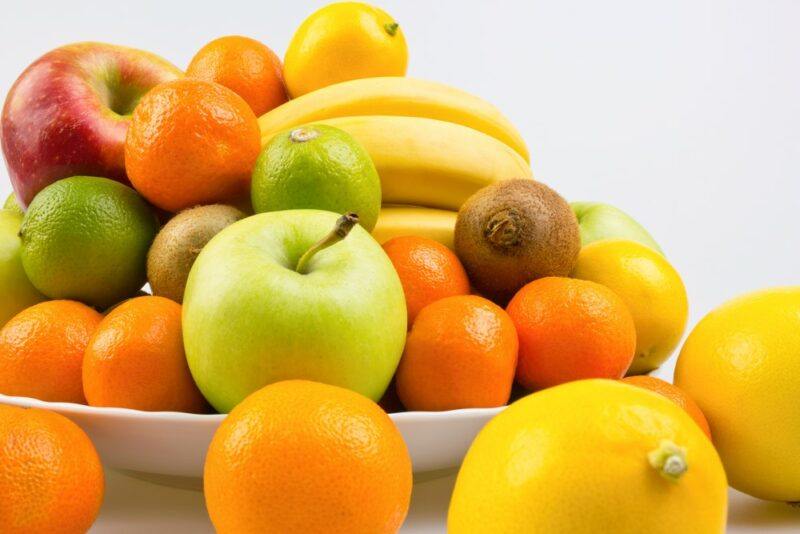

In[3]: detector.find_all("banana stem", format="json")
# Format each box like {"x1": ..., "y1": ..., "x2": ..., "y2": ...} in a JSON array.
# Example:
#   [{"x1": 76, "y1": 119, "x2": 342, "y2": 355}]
[
  {"x1": 295, "y1": 213, "x2": 359, "y2": 274},
  {"x1": 648, "y1": 440, "x2": 688, "y2": 482}
]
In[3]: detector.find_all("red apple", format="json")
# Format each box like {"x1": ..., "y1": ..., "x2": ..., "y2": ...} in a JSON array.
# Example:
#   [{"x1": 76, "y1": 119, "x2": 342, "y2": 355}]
[{"x1": 1, "y1": 42, "x2": 182, "y2": 207}]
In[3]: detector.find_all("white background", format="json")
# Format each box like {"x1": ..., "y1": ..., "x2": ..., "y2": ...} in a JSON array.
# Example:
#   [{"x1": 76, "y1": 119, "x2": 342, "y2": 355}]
[{"x1": 2, "y1": 0, "x2": 799, "y2": 532}]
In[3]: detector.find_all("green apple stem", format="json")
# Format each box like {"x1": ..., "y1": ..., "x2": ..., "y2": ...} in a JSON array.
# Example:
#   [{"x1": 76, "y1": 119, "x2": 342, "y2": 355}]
[
  {"x1": 295, "y1": 213, "x2": 359, "y2": 274},
  {"x1": 647, "y1": 440, "x2": 688, "y2": 482}
]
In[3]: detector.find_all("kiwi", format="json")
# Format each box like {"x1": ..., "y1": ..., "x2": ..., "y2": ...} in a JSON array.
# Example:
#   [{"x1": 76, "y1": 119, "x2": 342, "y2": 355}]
[
  {"x1": 454, "y1": 179, "x2": 581, "y2": 304},
  {"x1": 147, "y1": 205, "x2": 245, "y2": 303}
]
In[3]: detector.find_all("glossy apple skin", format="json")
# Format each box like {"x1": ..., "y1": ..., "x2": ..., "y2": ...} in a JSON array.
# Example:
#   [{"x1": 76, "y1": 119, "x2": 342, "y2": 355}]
[
  {"x1": 183, "y1": 209, "x2": 408, "y2": 413},
  {"x1": 1, "y1": 42, "x2": 182, "y2": 207},
  {"x1": 572, "y1": 201, "x2": 663, "y2": 254}
]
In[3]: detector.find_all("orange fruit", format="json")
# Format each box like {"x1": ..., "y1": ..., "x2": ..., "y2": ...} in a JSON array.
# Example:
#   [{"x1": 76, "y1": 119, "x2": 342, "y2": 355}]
[
  {"x1": 382, "y1": 236, "x2": 470, "y2": 326},
  {"x1": 621, "y1": 375, "x2": 712, "y2": 439},
  {"x1": 0, "y1": 300, "x2": 102, "y2": 403},
  {"x1": 506, "y1": 277, "x2": 636, "y2": 391},
  {"x1": 83, "y1": 296, "x2": 208, "y2": 412},
  {"x1": 186, "y1": 35, "x2": 287, "y2": 116},
  {"x1": 125, "y1": 78, "x2": 261, "y2": 212},
  {"x1": 396, "y1": 295, "x2": 518, "y2": 411},
  {"x1": 0, "y1": 406, "x2": 104, "y2": 533},
  {"x1": 204, "y1": 380, "x2": 412, "y2": 533}
]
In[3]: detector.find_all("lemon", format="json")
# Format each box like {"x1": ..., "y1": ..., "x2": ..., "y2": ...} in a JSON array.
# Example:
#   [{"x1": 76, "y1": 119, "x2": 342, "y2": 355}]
[
  {"x1": 0, "y1": 210, "x2": 46, "y2": 327},
  {"x1": 571, "y1": 239, "x2": 688, "y2": 374},
  {"x1": 284, "y1": 2, "x2": 408, "y2": 97},
  {"x1": 448, "y1": 380, "x2": 728, "y2": 534},
  {"x1": 3, "y1": 194, "x2": 23, "y2": 216},
  {"x1": 675, "y1": 287, "x2": 800, "y2": 502}
]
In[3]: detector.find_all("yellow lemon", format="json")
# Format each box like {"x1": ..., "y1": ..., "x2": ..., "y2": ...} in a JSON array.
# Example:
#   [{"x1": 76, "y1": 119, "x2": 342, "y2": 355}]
[
  {"x1": 284, "y1": 2, "x2": 408, "y2": 97},
  {"x1": 571, "y1": 239, "x2": 688, "y2": 375},
  {"x1": 675, "y1": 287, "x2": 800, "y2": 502},
  {"x1": 448, "y1": 379, "x2": 727, "y2": 534}
]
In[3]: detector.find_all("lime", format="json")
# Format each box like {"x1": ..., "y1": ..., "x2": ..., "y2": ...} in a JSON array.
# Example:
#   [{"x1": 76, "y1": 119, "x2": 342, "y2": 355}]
[
  {"x1": 252, "y1": 124, "x2": 381, "y2": 230},
  {"x1": 3, "y1": 193, "x2": 23, "y2": 216},
  {"x1": 20, "y1": 177, "x2": 159, "y2": 308},
  {"x1": 0, "y1": 209, "x2": 46, "y2": 326}
]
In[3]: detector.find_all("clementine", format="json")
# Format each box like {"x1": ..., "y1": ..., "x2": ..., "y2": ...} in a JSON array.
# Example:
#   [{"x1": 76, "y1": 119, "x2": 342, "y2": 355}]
[{"x1": 622, "y1": 375, "x2": 712, "y2": 439}]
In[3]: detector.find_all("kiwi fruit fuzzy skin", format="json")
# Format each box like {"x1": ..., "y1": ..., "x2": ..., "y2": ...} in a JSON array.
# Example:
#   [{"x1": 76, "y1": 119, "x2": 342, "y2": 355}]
[
  {"x1": 454, "y1": 179, "x2": 581, "y2": 304},
  {"x1": 147, "y1": 205, "x2": 245, "y2": 303}
]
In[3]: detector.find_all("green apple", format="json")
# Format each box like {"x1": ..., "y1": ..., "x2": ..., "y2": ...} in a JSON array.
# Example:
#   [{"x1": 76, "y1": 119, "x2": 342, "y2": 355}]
[
  {"x1": 183, "y1": 209, "x2": 407, "y2": 413},
  {"x1": 571, "y1": 201, "x2": 663, "y2": 254},
  {"x1": 0, "y1": 209, "x2": 46, "y2": 327}
]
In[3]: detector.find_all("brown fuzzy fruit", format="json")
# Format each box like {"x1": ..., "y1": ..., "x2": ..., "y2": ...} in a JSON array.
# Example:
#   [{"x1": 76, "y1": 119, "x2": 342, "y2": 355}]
[
  {"x1": 454, "y1": 179, "x2": 580, "y2": 304},
  {"x1": 147, "y1": 205, "x2": 245, "y2": 303}
]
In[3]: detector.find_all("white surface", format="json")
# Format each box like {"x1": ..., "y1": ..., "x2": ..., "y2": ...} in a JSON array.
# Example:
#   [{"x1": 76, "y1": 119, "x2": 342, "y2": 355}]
[{"x1": 2, "y1": 0, "x2": 800, "y2": 532}]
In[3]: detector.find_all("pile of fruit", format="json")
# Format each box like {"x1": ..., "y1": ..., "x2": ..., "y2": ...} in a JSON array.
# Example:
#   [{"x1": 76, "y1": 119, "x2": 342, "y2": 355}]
[{"x1": 0, "y1": 2, "x2": 798, "y2": 533}]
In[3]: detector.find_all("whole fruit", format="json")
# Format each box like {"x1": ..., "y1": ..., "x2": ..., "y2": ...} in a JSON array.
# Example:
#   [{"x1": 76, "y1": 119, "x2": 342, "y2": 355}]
[
  {"x1": 183, "y1": 210, "x2": 407, "y2": 413},
  {"x1": 675, "y1": 287, "x2": 800, "y2": 501},
  {"x1": 572, "y1": 201, "x2": 662, "y2": 253},
  {"x1": 3, "y1": 193, "x2": 23, "y2": 216},
  {"x1": 622, "y1": 376, "x2": 711, "y2": 440},
  {"x1": 454, "y1": 179, "x2": 581, "y2": 304},
  {"x1": 571, "y1": 239, "x2": 688, "y2": 375},
  {"x1": 147, "y1": 204, "x2": 245, "y2": 303},
  {"x1": 20, "y1": 176, "x2": 159, "y2": 308},
  {"x1": 252, "y1": 124, "x2": 381, "y2": 230},
  {"x1": 448, "y1": 380, "x2": 728, "y2": 533},
  {"x1": 0, "y1": 406, "x2": 104, "y2": 534},
  {"x1": 204, "y1": 380, "x2": 412, "y2": 533},
  {"x1": 0, "y1": 210, "x2": 45, "y2": 327},
  {"x1": 284, "y1": 2, "x2": 408, "y2": 97},
  {"x1": 1, "y1": 42, "x2": 181, "y2": 207}
]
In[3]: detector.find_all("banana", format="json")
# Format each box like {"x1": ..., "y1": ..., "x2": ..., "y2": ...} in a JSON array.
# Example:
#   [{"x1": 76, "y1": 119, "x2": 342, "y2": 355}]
[
  {"x1": 372, "y1": 205, "x2": 458, "y2": 249},
  {"x1": 301, "y1": 115, "x2": 533, "y2": 211},
  {"x1": 258, "y1": 77, "x2": 529, "y2": 162}
]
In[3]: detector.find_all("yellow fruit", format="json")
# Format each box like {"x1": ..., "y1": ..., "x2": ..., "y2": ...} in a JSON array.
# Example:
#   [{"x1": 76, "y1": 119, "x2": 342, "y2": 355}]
[
  {"x1": 302, "y1": 115, "x2": 532, "y2": 211},
  {"x1": 675, "y1": 287, "x2": 800, "y2": 501},
  {"x1": 448, "y1": 379, "x2": 728, "y2": 534},
  {"x1": 371, "y1": 205, "x2": 457, "y2": 249},
  {"x1": 258, "y1": 77, "x2": 529, "y2": 162},
  {"x1": 284, "y1": 2, "x2": 407, "y2": 97},
  {"x1": 571, "y1": 239, "x2": 688, "y2": 375}
]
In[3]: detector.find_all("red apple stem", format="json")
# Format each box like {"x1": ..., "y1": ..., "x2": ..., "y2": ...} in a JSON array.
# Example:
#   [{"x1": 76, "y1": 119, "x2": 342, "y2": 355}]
[{"x1": 295, "y1": 213, "x2": 359, "y2": 274}]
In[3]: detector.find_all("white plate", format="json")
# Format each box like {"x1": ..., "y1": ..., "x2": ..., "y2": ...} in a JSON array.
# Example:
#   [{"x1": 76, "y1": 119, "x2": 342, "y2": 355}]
[{"x1": 0, "y1": 394, "x2": 501, "y2": 485}]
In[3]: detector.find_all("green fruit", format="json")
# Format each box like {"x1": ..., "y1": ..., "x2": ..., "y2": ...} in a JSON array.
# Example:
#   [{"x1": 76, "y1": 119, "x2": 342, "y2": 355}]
[
  {"x1": 572, "y1": 201, "x2": 663, "y2": 254},
  {"x1": 251, "y1": 125, "x2": 381, "y2": 231},
  {"x1": 0, "y1": 209, "x2": 46, "y2": 326},
  {"x1": 183, "y1": 209, "x2": 407, "y2": 413},
  {"x1": 20, "y1": 176, "x2": 159, "y2": 308},
  {"x1": 3, "y1": 193, "x2": 24, "y2": 216}
]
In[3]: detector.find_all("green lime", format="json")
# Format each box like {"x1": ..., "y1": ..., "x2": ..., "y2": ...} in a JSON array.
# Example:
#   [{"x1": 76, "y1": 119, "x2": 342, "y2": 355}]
[
  {"x1": 3, "y1": 193, "x2": 24, "y2": 216},
  {"x1": 251, "y1": 124, "x2": 381, "y2": 230},
  {"x1": 20, "y1": 176, "x2": 159, "y2": 308},
  {"x1": 0, "y1": 209, "x2": 46, "y2": 326}
]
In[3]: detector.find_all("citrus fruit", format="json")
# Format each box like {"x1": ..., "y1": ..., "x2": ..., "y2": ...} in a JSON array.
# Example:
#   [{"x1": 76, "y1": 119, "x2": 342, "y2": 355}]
[
  {"x1": 186, "y1": 35, "x2": 287, "y2": 116},
  {"x1": 19, "y1": 176, "x2": 159, "y2": 308},
  {"x1": 382, "y1": 235, "x2": 470, "y2": 325},
  {"x1": 0, "y1": 406, "x2": 104, "y2": 534},
  {"x1": 251, "y1": 124, "x2": 382, "y2": 230},
  {"x1": 204, "y1": 380, "x2": 412, "y2": 533},
  {"x1": 675, "y1": 287, "x2": 800, "y2": 501},
  {"x1": 396, "y1": 295, "x2": 518, "y2": 411},
  {"x1": 621, "y1": 376, "x2": 711, "y2": 439},
  {"x1": 83, "y1": 296, "x2": 208, "y2": 412},
  {"x1": 0, "y1": 300, "x2": 101, "y2": 403},
  {"x1": 0, "y1": 210, "x2": 45, "y2": 327},
  {"x1": 571, "y1": 239, "x2": 688, "y2": 375},
  {"x1": 506, "y1": 277, "x2": 636, "y2": 390},
  {"x1": 3, "y1": 193, "x2": 23, "y2": 216},
  {"x1": 125, "y1": 78, "x2": 261, "y2": 212},
  {"x1": 448, "y1": 380, "x2": 728, "y2": 533},
  {"x1": 284, "y1": 2, "x2": 408, "y2": 97}
]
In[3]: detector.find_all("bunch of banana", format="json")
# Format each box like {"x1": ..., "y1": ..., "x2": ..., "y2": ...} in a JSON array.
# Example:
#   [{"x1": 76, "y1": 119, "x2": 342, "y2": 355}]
[
  {"x1": 372, "y1": 205, "x2": 457, "y2": 249},
  {"x1": 258, "y1": 76, "x2": 529, "y2": 161}
]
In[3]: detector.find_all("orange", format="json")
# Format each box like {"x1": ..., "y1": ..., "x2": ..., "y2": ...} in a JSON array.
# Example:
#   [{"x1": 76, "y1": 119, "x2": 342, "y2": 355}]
[
  {"x1": 622, "y1": 375, "x2": 712, "y2": 439},
  {"x1": 506, "y1": 277, "x2": 636, "y2": 391},
  {"x1": 204, "y1": 380, "x2": 412, "y2": 533},
  {"x1": 83, "y1": 296, "x2": 208, "y2": 412},
  {"x1": 125, "y1": 78, "x2": 261, "y2": 212},
  {"x1": 186, "y1": 35, "x2": 287, "y2": 116},
  {"x1": 0, "y1": 300, "x2": 101, "y2": 403},
  {"x1": 0, "y1": 406, "x2": 104, "y2": 533},
  {"x1": 382, "y1": 236, "x2": 470, "y2": 326},
  {"x1": 396, "y1": 295, "x2": 518, "y2": 411}
]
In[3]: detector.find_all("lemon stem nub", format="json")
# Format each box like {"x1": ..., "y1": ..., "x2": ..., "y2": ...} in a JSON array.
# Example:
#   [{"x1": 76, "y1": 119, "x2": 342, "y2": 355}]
[
  {"x1": 295, "y1": 213, "x2": 359, "y2": 274},
  {"x1": 648, "y1": 440, "x2": 688, "y2": 482},
  {"x1": 384, "y1": 22, "x2": 399, "y2": 36}
]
